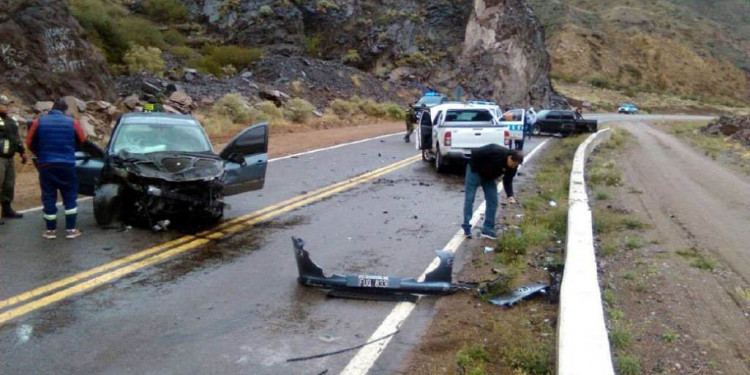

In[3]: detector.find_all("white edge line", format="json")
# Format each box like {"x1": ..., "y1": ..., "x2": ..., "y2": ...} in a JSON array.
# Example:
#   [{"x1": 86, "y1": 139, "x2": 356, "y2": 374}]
[
  {"x1": 339, "y1": 138, "x2": 551, "y2": 375},
  {"x1": 20, "y1": 131, "x2": 405, "y2": 214}
]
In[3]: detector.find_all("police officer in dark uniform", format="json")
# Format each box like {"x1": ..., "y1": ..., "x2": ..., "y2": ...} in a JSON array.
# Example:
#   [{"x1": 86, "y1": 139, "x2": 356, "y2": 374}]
[
  {"x1": 404, "y1": 102, "x2": 417, "y2": 143},
  {"x1": 0, "y1": 96, "x2": 27, "y2": 224}
]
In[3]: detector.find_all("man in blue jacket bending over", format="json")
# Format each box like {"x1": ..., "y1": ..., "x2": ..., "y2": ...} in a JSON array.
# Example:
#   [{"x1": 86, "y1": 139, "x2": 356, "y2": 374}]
[{"x1": 26, "y1": 100, "x2": 87, "y2": 239}]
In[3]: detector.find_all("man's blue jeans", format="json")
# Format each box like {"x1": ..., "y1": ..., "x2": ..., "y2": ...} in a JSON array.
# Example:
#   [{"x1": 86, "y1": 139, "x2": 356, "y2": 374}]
[{"x1": 462, "y1": 164, "x2": 498, "y2": 235}]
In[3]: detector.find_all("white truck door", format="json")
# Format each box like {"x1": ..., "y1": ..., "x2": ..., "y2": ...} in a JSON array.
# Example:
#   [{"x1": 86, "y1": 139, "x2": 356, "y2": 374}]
[{"x1": 500, "y1": 109, "x2": 526, "y2": 141}]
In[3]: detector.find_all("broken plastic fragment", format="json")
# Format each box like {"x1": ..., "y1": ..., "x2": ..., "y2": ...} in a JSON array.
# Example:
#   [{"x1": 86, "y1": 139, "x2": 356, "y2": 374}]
[
  {"x1": 549, "y1": 200, "x2": 558, "y2": 207},
  {"x1": 488, "y1": 283, "x2": 549, "y2": 307},
  {"x1": 292, "y1": 237, "x2": 457, "y2": 297}
]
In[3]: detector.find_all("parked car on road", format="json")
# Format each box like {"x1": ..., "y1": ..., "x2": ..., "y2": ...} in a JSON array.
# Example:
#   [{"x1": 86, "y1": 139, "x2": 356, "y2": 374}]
[
  {"x1": 410, "y1": 92, "x2": 447, "y2": 123},
  {"x1": 416, "y1": 103, "x2": 510, "y2": 173},
  {"x1": 618, "y1": 103, "x2": 639, "y2": 114},
  {"x1": 75, "y1": 112, "x2": 269, "y2": 227},
  {"x1": 531, "y1": 110, "x2": 598, "y2": 136}
]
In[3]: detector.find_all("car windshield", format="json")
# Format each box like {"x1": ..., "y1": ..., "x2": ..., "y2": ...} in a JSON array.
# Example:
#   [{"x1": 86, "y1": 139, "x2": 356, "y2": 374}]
[
  {"x1": 444, "y1": 109, "x2": 494, "y2": 123},
  {"x1": 621, "y1": 103, "x2": 636, "y2": 108},
  {"x1": 112, "y1": 120, "x2": 212, "y2": 154},
  {"x1": 417, "y1": 95, "x2": 443, "y2": 106}
]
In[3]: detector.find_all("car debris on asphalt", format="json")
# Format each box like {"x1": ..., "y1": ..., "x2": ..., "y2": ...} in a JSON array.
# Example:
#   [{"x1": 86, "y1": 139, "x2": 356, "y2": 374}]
[
  {"x1": 487, "y1": 283, "x2": 549, "y2": 307},
  {"x1": 292, "y1": 237, "x2": 472, "y2": 299}
]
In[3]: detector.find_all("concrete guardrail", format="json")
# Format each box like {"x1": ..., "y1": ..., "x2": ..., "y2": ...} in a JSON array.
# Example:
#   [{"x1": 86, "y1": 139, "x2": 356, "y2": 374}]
[{"x1": 558, "y1": 129, "x2": 615, "y2": 375}]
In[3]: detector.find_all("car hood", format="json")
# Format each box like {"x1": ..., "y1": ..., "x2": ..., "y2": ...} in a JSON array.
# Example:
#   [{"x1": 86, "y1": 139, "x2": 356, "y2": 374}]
[{"x1": 115, "y1": 151, "x2": 223, "y2": 182}]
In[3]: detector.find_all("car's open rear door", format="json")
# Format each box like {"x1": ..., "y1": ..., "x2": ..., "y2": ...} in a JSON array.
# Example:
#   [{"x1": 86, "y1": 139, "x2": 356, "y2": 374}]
[{"x1": 219, "y1": 122, "x2": 269, "y2": 196}]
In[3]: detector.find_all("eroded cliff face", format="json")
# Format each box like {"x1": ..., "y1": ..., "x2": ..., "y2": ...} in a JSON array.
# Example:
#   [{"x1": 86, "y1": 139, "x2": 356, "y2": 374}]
[
  {"x1": 460, "y1": 0, "x2": 552, "y2": 107},
  {"x1": 180, "y1": 0, "x2": 554, "y2": 107},
  {"x1": 0, "y1": 0, "x2": 115, "y2": 101}
]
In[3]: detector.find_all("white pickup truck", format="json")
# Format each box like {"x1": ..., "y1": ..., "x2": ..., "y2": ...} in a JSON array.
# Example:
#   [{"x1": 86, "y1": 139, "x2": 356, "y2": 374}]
[{"x1": 416, "y1": 103, "x2": 510, "y2": 173}]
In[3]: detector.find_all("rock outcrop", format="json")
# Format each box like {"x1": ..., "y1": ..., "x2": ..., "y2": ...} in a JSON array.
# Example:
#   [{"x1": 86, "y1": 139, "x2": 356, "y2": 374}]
[
  {"x1": 0, "y1": 0, "x2": 115, "y2": 102},
  {"x1": 177, "y1": 0, "x2": 554, "y2": 107},
  {"x1": 703, "y1": 116, "x2": 750, "y2": 146}
]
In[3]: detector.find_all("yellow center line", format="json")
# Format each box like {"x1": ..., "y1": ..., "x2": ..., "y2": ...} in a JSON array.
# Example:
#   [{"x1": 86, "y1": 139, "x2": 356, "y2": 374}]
[{"x1": 0, "y1": 155, "x2": 420, "y2": 324}]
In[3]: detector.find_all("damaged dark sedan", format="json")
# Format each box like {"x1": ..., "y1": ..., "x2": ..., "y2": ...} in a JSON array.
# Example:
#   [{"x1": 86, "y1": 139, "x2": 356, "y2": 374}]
[{"x1": 75, "y1": 112, "x2": 268, "y2": 227}]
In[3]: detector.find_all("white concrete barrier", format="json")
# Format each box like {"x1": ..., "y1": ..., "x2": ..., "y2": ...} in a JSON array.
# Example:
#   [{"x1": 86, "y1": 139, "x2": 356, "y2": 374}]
[{"x1": 558, "y1": 129, "x2": 615, "y2": 375}]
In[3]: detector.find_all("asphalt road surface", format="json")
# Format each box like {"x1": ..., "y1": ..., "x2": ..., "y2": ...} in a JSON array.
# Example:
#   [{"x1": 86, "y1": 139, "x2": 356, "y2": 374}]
[{"x1": 0, "y1": 114, "x2": 711, "y2": 374}]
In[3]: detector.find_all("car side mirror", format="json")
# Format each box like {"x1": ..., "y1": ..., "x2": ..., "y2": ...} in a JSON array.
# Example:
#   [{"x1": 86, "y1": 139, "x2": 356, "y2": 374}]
[{"x1": 227, "y1": 152, "x2": 247, "y2": 167}]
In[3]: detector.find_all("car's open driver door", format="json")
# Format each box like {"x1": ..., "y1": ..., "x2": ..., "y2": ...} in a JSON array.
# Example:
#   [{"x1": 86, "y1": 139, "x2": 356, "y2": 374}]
[{"x1": 219, "y1": 122, "x2": 269, "y2": 196}]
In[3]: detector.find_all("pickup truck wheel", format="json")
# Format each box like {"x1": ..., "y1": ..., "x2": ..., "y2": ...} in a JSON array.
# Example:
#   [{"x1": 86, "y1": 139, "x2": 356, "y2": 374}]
[
  {"x1": 532, "y1": 124, "x2": 541, "y2": 136},
  {"x1": 93, "y1": 183, "x2": 123, "y2": 227},
  {"x1": 421, "y1": 149, "x2": 430, "y2": 162},
  {"x1": 434, "y1": 145, "x2": 447, "y2": 173}
]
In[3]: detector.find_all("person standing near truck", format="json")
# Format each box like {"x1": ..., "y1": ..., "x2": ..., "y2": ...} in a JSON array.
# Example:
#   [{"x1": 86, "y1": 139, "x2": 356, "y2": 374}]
[
  {"x1": 26, "y1": 100, "x2": 86, "y2": 239},
  {"x1": 462, "y1": 144, "x2": 523, "y2": 239},
  {"x1": 0, "y1": 96, "x2": 28, "y2": 224},
  {"x1": 404, "y1": 102, "x2": 417, "y2": 143}
]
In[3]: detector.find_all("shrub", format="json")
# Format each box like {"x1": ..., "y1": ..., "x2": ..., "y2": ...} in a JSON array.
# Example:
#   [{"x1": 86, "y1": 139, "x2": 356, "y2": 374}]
[
  {"x1": 284, "y1": 98, "x2": 315, "y2": 123},
  {"x1": 360, "y1": 99, "x2": 386, "y2": 117},
  {"x1": 303, "y1": 35, "x2": 322, "y2": 56},
  {"x1": 123, "y1": 45, "x2": 165, "y2": 75},
  {"x1": 341, "y1": 49, "x2": 361, "y2": 64},
  {"x1": 186, "y1": 56, "x2": 222, "y2": 76},
  {"x1": 382, "y1": 102, "x2": 406, "y2": 120},
  {"x1": 214, "y1": 93, "x2": 251, "y2": 124},
  {"x1": 204, "y1": 45, "x2": 262, "y2": 71},
  {"x1": 142, "y1": 0, "x2": 189, "y2": 23},
  {"x1": 163, "y1": 29, "x2": 186, "y2": 46},
  {"x1": 69, "y1": 0, "x2": 130, "y2": 63},
  {"x1": 588, "y1": 76, "x2": 611, "y2": 89},
  {"x1": 118, "y1": 17, "x2": 166, "y2": 48},
  {"x1": 350, "y1": 74, "x2": 362, "y2": 87},
  {"x1": 329, "y1": 99, "x2": 355, "y2": 117},
  {"x1": 255, "y1": 101, "x2": 283, "y2": 119},
  {"x1": 258, "y1": 5, "x2": 273, "y2": 17},
  {"x1": 170, "y1": 45, "x2": 196, "y2": 59},
  {"x1": 396, "y1": 52, "x2": 432, "y2": 67}
]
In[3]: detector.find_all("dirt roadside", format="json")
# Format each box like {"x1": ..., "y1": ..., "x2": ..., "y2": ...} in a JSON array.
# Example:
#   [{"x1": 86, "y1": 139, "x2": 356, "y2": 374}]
[
  {"x1": 591, "y1": 123, "x2": 750, "y2": 374},
  {"x1": 10, "y1": 121, "x2": 403, "y2": 211}
]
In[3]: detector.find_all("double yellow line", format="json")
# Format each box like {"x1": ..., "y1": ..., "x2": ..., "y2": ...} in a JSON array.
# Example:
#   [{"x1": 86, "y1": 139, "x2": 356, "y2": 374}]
[{"x1": 0, "y1": 154, "x2": 421, "y2": 325}]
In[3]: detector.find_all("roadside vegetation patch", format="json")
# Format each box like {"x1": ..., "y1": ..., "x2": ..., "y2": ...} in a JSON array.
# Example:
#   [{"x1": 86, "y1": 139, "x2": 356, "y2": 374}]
[
  {"x1": 404, "y1": 136, "x2": 591, "y2": 375},
  {"x1": 653, "y1": 121, "x2": 750, "y2": 174}
]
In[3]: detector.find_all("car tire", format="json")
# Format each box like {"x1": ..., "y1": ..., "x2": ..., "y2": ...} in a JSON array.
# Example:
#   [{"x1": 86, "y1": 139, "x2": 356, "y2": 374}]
[
  {"x1": 422, "y1": 149, "x2": 430, "y2": 162},
  {"x1": 435, "y1": 145, "x2": 447, "y2": 173},
  {"x1": 532, "y1": 124, "x2": 541, "y2": 136},
  {"x1": 93, "y1": 183, "x2": 123, "y2": 227}
]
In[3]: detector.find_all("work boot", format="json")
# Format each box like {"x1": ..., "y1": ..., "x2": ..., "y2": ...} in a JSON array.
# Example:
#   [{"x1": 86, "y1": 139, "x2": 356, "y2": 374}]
[{"x1": 1, "y1": 203, "x2": 22, "y2": 219}]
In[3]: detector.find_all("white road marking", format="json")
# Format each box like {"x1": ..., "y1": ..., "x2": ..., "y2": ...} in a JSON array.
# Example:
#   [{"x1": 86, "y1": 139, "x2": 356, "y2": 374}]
[
  {"x1": 339, "y1": 139, "x2": 550, "y2": 375},
  {"x1": 20, "y1": 132, "x2": 404, "y2": 214}
]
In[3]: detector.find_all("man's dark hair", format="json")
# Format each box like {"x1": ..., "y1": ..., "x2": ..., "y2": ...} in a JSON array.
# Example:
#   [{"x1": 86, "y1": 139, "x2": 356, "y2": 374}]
[
  {"x1": 509, "y1": 149, "x2": 524, "y2": 164},
  {"x1": 52, "y1": 99, "x2": 68, "y2": 112}
]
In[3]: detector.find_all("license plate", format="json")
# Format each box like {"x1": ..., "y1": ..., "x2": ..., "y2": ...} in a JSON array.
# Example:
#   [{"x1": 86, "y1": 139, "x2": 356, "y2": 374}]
[{"x1": 346, "y1": 275, "x2": 399, "y2": 289}]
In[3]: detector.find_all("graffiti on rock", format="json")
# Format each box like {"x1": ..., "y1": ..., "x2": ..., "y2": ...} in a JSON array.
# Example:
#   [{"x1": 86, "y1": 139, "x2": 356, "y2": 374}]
[
  {"x1": 0, "y1": 43, "x2": 27, "y2": 70},
  {"x1": 43, "y1": 27, "x2": 85, "y2": 73}
]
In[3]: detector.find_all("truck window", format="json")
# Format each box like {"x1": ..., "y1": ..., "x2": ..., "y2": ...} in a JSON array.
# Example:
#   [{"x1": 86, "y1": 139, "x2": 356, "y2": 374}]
[
  {"x1": 547, "y1": 112, "x2": 561, "y2": 120},
  {"x1": 561, "y1": 113, "x2": 574, "y2": 121}
]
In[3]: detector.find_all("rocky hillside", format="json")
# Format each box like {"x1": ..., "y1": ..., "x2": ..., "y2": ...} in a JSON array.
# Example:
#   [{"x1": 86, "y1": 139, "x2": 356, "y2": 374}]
[
  {"x1": 0, "y1": 0, "x2": 114, "y2": 102},
  {"x1": 177, "y1": 0, "x2": 555, "y2": 107},
  {"x1": 528, "y1": 0, "x2": 750, "y2": 105}
]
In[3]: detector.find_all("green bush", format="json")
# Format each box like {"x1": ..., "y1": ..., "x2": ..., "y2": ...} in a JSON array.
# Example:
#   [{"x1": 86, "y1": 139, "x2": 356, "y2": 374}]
[
  {"x1": 303, "y1": 35, "x2": 322, "y2": 56},
  {"x1": 341, "y1": 49, "x2": 361, "y2": 64},
  {"x1": 588, "y1": 76, "x2": 612, "y2": 89},
  {"x1": 163, "y1": 29, "x2": 186, "y2": 46},
  {"x1": 170, "y1": 45, "x2": 196, "y2": 59},
  {"x1": 69, "y1": 0, "x2": 130, "y2": 63},
  {"x1": 123, "y1": 45, "x2": 165, "y2": 75},
  {"x1": 118, "y1": 17, "x2": 166, "y2": 48},
  {"x1": 142, "y1": 0, "x2": 189, "y2": 23},
  {"x1": 256, "y1": 101, "x2": 283, "y2": 119},
  {"x1": 186, "y1": 56, "x2": 222, "y2": 76},
  {"x1": 329, "y1": 99, "x2": 355, "y2": 117},
  {"x1": 284, "y1": 98, "x2": 315, "y2": 123},
  {"x1": 214, "y1": 93, "x2": 251, "y2": 124},
  {"x1": 360, "y1": 99, "x2": 386, "y2": 117},
  {"x1": 382, "y1": 102, "x2": 406, "y2": 120},
  {"x1": 203, "y1": 45, "x2": 263, "y2": 71},
  {"x1": 258, "y1": 5, "x2": 273, "y2": 17}
]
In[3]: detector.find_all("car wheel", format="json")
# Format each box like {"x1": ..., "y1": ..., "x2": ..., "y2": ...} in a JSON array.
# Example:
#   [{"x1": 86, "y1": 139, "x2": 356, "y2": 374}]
[
  {"x1": 422, "y1": 149, "x2": 430, "y2": 162},
  {"x1": 93, "y1": 183, "x2": 123, "y2": 227},
  {"x1": 435, "y1": 145, "x2": 447, "y2": 173},
  {"x1": 532, "y1": 124, "x2": 541, "y2": 136}
]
